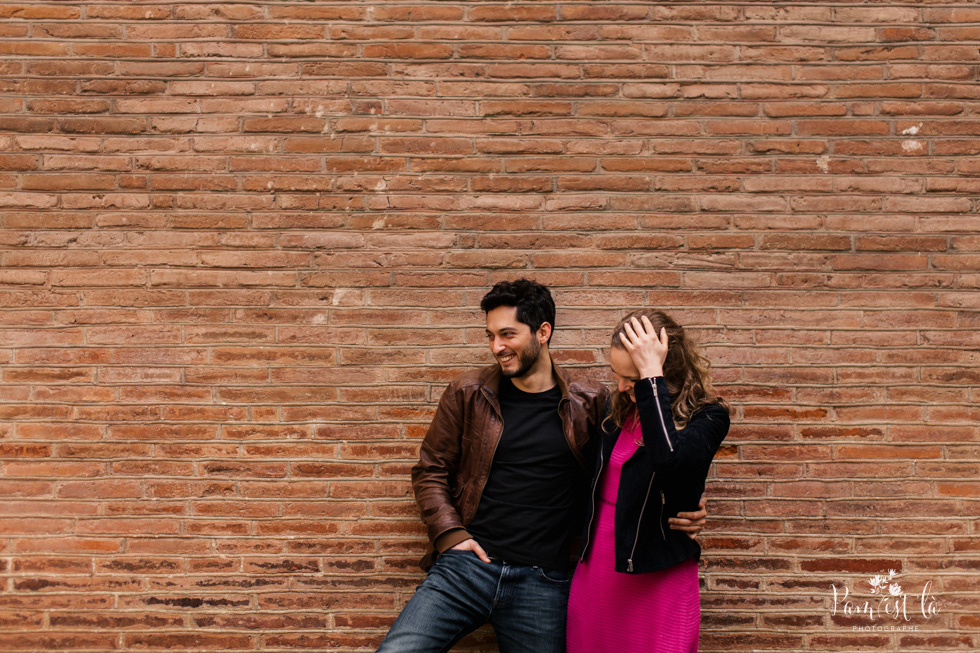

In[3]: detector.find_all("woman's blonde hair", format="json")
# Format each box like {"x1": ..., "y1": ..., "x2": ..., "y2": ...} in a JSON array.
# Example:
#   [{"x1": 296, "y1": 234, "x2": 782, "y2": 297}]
[{"x1": 605, "y1": 308, "x2": 730, "y2": 432}]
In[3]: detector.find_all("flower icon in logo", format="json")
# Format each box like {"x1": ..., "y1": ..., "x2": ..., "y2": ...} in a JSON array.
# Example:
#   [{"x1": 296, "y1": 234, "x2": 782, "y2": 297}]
[
  {"x1": 868, "y1": 575, "x2": 888, "y2": 594},
  {"x1": 868, "y1": 569, "x2": 900, "y2": 595}
]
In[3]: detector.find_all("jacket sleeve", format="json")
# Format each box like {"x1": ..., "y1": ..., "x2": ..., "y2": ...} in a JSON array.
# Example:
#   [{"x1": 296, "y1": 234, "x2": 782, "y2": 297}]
[
  {"x1": 633, "y1": 376, "x2": 729, "y2": 472},
  {"x1": 411, "y1": 382, "x2": 468, "y2": 548}
]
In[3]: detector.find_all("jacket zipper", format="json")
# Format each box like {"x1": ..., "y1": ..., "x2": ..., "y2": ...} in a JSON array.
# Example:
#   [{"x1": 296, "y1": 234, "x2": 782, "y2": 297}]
[
  {"x1": 659, "y1": 491, "x2": 666, "y2": 540},
  {"x1": 650, "y1": 378, "x2": 674, "y2": 452},
  {"x1": 579, "y1": 441, "x2": 604, "y2": 561},
  {"x1": 628, "y1": 380, "x2": 672, "y2": 570},
  {"x1": 626, "y1": 471, "x2": 656, "y2": 572}
]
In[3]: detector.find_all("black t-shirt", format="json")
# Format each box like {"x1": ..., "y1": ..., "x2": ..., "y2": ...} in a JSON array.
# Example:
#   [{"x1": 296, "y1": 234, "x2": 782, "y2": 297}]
[{"x1": 466, "y1": 377, "x2": 587, "y2": 569}]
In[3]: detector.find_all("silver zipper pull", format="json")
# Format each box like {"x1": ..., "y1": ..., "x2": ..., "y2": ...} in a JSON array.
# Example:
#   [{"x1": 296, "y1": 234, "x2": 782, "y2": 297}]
[
  {"x1": 658, "y1": 491, "x2": 667, "y2": 540},
  {"x1": 627, "y1": 559, "x2": 634, "y2": 573}
]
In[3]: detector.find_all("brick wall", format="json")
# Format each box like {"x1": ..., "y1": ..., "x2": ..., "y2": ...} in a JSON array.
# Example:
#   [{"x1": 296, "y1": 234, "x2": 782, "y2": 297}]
[{"x1": 1, "y1": 1, "x2": 978, "y2": 651}]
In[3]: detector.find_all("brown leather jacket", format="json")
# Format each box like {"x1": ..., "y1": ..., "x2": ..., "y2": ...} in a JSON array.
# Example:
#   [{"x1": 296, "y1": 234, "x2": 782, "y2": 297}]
[{"x1": 411, "y1": 362, "x2": 609, "y2": 570}]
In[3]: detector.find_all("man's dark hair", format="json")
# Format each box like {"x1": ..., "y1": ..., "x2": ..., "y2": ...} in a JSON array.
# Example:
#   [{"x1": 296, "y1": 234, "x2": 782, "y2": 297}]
[{"x1": 480, "y1": 278, "x2": 556, "y2": 343}]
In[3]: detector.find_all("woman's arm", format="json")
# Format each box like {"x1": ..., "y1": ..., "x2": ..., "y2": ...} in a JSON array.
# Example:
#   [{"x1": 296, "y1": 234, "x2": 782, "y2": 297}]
[
  {"x1": 634, "y1": 378, "x2": 729, "y2": 471},
  {"x1": 618, "y1": 314, "x2": 729, "y2": 471}
]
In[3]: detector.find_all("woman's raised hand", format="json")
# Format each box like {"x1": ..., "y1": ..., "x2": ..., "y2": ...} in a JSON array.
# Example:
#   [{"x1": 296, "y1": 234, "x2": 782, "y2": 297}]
[{"x1": 619, "y1": 315, "x2": 668, "y2": 378}]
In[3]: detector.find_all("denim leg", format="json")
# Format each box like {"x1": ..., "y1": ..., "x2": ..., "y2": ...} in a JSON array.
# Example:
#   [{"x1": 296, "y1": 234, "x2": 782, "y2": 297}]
[
  {"x1": 376, "y1": 550, "x2": 500, "y2": 653},
  {"x1": 489, "y1": 565, "x2": 569, "y2": 653}
]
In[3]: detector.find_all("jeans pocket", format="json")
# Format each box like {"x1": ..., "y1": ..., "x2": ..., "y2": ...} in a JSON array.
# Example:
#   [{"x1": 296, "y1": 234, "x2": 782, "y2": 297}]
[
  {"x1": 537, "y1": 566, "x2": 570, "y2": 584},
  {"x1": 437, "y1": 547, "x2": 470, "y2": 562}
]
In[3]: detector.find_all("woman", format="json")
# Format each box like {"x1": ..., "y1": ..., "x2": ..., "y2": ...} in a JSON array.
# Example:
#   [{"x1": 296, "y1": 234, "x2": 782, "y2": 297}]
[{"x1": 566, "y1": 310, "x2": 731, "y2": 653}]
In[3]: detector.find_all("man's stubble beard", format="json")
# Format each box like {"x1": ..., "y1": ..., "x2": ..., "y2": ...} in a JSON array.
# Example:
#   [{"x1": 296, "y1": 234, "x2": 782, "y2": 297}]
[{"x1": 501, "y1": 336, "x2": 542, "y2": 379}]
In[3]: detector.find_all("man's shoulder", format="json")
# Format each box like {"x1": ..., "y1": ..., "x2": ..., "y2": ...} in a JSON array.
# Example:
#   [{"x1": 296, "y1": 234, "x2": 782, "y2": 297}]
[
  {"x1": 446, "y1": 365, "x2": 497, "y2": 392},
  {"x1": 556, "y1": 366, "x2": 608, "y2": 398}
]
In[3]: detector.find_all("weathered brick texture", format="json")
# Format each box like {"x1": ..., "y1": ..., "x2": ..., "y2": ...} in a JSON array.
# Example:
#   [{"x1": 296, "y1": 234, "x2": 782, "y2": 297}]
[{"x1": 1, "y1": 1, "x2": 978, "y2": 651}]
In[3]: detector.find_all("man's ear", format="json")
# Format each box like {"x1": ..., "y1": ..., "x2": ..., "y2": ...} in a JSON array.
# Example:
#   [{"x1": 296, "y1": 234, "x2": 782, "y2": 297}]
[{"x1": 537, "y1": 321, "x2": 552, "y2": 344}]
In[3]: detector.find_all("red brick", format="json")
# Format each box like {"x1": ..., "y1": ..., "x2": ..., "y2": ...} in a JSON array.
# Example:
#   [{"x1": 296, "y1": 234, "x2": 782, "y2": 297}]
[{"x1": 123, "y1": 633, "x2": 254, "y2": 649}]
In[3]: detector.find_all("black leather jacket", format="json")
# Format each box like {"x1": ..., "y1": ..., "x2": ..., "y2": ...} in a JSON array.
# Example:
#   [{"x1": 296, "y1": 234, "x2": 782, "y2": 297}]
[{"x1": 579, "y1": 376, "x2": 730, "y2": 574}]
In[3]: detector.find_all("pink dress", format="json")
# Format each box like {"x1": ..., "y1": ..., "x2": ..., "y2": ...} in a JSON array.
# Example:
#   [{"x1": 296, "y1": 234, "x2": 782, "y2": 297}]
[{"x1": 567, "y1": 418, "x2": 700, "y2": 653}]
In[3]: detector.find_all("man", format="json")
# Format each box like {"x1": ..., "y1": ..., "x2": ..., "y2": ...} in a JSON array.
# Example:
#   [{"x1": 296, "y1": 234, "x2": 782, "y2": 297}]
[{"x1": 377, "y1": 279, "x2": 706, "y2": 652}]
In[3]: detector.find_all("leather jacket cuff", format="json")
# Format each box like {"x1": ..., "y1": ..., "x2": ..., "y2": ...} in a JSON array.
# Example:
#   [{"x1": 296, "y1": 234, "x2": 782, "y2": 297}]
[{"x1": 435, "y1": 528, "x2": 472, "y2": 553}]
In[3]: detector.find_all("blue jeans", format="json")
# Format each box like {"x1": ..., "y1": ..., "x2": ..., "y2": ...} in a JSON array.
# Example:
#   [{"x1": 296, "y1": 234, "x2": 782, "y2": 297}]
[{"x1": 376, "y1": 549, "x2": 570, "y2": 653}]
